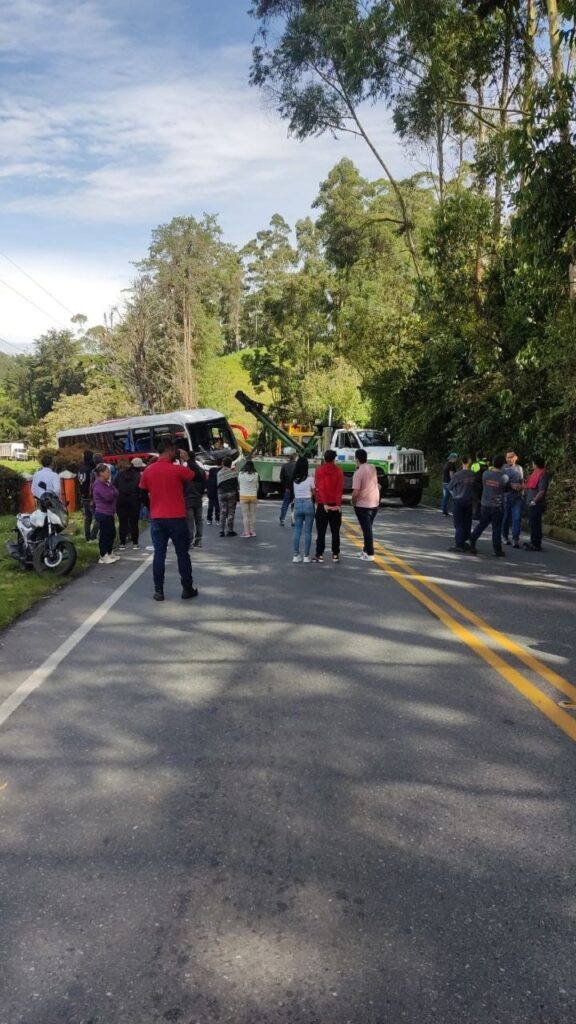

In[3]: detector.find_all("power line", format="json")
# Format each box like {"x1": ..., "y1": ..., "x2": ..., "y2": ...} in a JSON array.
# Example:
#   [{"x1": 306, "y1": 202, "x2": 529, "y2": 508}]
[
  {"x1": 0, "y1": 252, "x2": 75, "y2": 317},
  {"x1": 0, "y1": 276, "x2": 68, "y2": 329},
  {"x1": 0, "y1": 335, "x2": 24, "y2": 351}
]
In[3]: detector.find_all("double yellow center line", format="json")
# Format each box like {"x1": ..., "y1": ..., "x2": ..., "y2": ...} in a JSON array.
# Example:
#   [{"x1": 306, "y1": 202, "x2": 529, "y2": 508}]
[{"x1": 343, "y1": 521, "x2": 576, "y2": 743}]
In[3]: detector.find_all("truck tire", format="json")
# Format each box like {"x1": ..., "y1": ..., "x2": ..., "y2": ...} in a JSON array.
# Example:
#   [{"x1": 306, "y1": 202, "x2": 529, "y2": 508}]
[
  {"x1": 378, "y1": 474, "x2": 388, "y2": 504},
  {"x1": 400, "y1": 488, "x2": 423, "y2": 508},
  {"x1": 258, "y1": 481, "x2": 277, "y2": 498}
]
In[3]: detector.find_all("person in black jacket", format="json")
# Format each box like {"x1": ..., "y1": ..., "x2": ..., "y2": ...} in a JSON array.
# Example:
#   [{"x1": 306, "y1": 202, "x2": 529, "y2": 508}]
[
  {"x1": 184, "y1": 454, "x2": 207, "y2": 548},
  {"x1": 77, "y1": 449, "x2": 97, "y2": 541},
  {"x1": 116, "y1": 458, "x2": 145, "y2": 549},
  {"x1": 206, "y1": 466, "x2": 220, "y2": 526},
  {"x1": 279, "y1": 448, "x2": 297, "y2": 526}
]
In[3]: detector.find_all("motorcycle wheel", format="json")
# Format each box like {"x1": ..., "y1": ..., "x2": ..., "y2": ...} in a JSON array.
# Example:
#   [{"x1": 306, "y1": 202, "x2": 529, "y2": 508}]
[{"x1": 32, "y1": 539, "x2": 77, "y2": 576}]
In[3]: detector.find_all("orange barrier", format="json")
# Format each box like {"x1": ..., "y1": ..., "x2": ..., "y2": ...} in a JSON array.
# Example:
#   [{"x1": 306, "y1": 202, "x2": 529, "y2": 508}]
[
  {"x1": 19, "y1": 477, "x2": 78, "y2": 513},
  {"x1": 61, "y1": 476, "x2": 77, "y2": 512},
  {"x1": 19, "y1": 481, "x2": 35, "y2": 513}
]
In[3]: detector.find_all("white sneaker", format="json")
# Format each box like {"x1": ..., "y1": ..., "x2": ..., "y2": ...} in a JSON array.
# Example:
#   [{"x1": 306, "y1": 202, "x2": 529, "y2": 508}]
[
  {"x1": 103, "y1": 553, "x2": 120, "y2": 564},
  {"x1": 292, "y1": 555, "x2": 302, "y2": 563},
  {"x1": 118, "y1": 544, "x2": 126, "y2": 550},
  {"x1": 98, "y1": 556, "x2": 107, "y2": 564},
  {"x1": 303, "y1": 556, "x2": 311, "y2": 563},
  {"x1": 360, "y1": 552, "x2": 375, "y2": 561}
]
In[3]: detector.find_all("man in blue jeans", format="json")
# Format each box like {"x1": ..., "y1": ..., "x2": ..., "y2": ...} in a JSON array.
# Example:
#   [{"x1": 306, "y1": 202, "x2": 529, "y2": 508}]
[
  {"x1": 440, "y1": 452, "x2": 458, "y2": 515},
  {"x1": 501, "y1": 449, "x2": 524, "y2": 548},
  {"x1": 140, "y1": 440, "x2": 198, "y2": 602},
  {"x1": 447, "y1": 455, "x2": 475, "y2": 552},
  {"x1": 352, "y1": 449, "x2": 381, "y2": 561},
  {"x1": 469, "y1": 455, "x2": 510, "y2": 557}
]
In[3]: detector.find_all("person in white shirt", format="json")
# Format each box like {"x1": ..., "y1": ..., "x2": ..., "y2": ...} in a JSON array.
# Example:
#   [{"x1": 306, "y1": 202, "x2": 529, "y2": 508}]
[
  {"x1": 31, "y1": 455, "x2": 62, "y2": 501},
  {"x1": 238, "y1": 460, "x2": 260, "y2": 537},
  {"x1": 291, "y1": 456, "x2": 316, "y2": 563}
]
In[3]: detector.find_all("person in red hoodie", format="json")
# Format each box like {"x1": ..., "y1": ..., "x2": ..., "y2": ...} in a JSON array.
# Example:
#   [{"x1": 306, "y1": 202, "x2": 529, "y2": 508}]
[{"x1": 312, "y1": 449, "x2": 345, "y2": 563}]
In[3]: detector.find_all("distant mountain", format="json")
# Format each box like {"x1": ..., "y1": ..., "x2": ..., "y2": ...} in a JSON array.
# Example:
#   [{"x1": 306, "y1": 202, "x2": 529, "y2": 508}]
[{"x1": 0, "y1": 339, "x2": 31, "y2": 356}]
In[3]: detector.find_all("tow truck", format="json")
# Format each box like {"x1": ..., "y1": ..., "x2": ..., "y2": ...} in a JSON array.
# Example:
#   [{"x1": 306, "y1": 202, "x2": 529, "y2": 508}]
[{"x1": 235, "y1": 391, "x2": 428, "y2": 506}]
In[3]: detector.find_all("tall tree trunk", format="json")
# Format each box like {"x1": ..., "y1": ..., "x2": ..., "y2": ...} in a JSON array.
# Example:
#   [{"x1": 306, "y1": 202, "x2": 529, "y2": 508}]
[
  {"x1": 523, "y1": 0, "x2": 537, "y2": 113},
  {"x1": 182, "y1": 296, "x2": 196, "y2": 408},
  {"x1": 547, "y1": 0, "x2": 564, "y2": 86},
  {"x1": 474, "y1": 82, "x2": 486, "y2": 301},
  {"x1": 436, "y1": 102, "x2": 445, "y2": 201},
  {"x1": 519, "y1": 0, "x2": 538, "y2": 191},
  {"x1": 493, "y1": 8, "x2": 513, "y2": 242},
  {"x1": 546, "y1": 0, "x2": 570, "y2": 143}
]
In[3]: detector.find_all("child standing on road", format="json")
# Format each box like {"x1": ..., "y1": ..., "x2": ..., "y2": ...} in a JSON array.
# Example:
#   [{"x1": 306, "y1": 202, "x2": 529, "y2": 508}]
[{"x1": 238, "y1": 461, "x2": 259, "y2": 537}]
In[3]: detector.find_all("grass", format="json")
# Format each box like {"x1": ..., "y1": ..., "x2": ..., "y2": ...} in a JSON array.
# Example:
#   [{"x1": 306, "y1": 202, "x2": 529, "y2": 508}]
[
  {"x1": 0, "y1": 512, "x2": 101, "y2": 631},
  {"x1": 0, "y1": 458, "x2": 38, "y2": 475},
  {"x1": 200, "y1": 350, "x2": 273, "y2": 434}
]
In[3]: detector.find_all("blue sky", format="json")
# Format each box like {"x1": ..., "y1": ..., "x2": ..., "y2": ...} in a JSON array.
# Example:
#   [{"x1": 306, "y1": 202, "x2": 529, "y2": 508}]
[{"x1": 0, "y1": 0, "x2": 411, "y2": 347}]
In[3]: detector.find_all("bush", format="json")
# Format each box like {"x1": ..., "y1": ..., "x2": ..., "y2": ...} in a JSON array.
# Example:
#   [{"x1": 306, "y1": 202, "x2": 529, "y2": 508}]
[
  {"x1": 38, "y1": 445, "x2": 86, "y2": 473},
  {"x1": 0, "y1": 465, "x2": 23, "y2": 515}
]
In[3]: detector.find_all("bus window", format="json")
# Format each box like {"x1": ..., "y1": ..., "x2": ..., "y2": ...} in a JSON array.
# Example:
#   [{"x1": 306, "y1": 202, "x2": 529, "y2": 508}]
[
  {"x1": 94, "y1": 432, "x2": 113, "y2": 454},
  {"x1": 152, "y1": 425, "x2": 189, "y2": 452},
  {"x1": 133, "y1": 427, "x2": 152, "y2": 452},
  {"x1": 112, "y1": 430, "x2": 131, "y2": 454}
]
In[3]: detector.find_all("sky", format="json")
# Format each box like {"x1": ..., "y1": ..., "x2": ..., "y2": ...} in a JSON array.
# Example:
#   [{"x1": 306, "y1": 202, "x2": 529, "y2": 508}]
[{"x1": 0, "y1": 0, "x2": 412, "y2": 349}]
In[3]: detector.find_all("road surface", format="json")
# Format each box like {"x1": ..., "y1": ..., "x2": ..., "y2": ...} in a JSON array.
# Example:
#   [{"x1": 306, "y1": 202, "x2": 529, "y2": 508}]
[{"x1": 0, "y1": 501, "x2": 575, "y2": 1024}]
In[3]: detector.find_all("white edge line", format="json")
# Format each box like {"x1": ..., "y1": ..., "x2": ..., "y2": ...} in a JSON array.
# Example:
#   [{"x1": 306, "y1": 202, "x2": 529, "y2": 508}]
[{"x1": 0, "y1": 556, "x2": 153, "y2": 730}]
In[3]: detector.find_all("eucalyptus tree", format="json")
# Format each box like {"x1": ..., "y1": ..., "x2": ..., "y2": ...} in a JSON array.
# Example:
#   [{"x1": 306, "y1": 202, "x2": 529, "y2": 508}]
[{"x1": 249, "y1": 0, "x2": 424, "y2": 275}]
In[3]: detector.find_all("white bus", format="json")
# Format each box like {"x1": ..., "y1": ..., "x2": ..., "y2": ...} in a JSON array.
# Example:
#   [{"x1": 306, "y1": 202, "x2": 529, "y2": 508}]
[{"x1": 57, "y1": 409, "x2": 238, "y2": 465}]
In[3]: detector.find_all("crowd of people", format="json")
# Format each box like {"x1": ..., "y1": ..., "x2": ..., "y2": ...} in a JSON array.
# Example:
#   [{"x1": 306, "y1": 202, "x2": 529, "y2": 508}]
[
  {"x1": 28, "y1": 441, "x2": 554, "y2": 602},
  {"x1": 51, "y1": 443, "x2": 382, "y2": 598},
  {"x1": 441, "y1": 450, "x2": 551, "y2": 556}
]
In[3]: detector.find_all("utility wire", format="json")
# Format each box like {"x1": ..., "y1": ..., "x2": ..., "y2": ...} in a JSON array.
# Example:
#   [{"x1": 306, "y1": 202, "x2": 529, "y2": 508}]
[
  {"x1": 0, "y1": 276, "x2": 68, "y2": 329},
  {"x1": 0, "y1": 335, "x2": 24, "y2": 351},
  {"x1": 0, "y1": 252, "x2": 75, "y2": 317}
]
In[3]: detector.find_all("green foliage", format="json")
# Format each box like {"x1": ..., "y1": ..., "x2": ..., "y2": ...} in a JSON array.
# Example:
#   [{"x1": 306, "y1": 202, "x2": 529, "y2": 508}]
[
  {"x1": 38, "y1": 385, "x2": 138, "y2": 445},
  {"x1": 198, "y1": 350, "x2": 273, "y2": 431},
  {"x1": 299, "y1": 358, "x2": 370, "y2": 423},
  {"x1": 0, "y1": 466, "x2": 23, "y2": 515}
]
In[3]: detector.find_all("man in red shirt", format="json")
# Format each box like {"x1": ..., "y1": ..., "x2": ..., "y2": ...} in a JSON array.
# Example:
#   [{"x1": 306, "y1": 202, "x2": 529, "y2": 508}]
[
  {"x1": 312, "y1": 450, "x2": 345, "y2": 562},
  {"x1": 139, "y1": 439, "x2": 198, "y2": 601}
]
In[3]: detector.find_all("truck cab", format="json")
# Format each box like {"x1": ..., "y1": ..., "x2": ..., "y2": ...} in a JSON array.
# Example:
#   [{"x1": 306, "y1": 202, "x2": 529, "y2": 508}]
[{"x1": 331, "y1": 428, "x2": 428, "y2": 507}]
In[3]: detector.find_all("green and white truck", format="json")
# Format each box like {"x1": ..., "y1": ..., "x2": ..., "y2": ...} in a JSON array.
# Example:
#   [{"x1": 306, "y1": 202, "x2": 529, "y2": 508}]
[{"x1": 235, "y1": 392, "x2": 428, "y2": 506}]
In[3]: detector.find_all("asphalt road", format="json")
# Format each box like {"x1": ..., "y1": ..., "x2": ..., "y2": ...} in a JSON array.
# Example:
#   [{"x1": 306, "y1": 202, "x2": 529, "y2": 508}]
[{"x1": 0, "y1": 500, "x2": 575, "y2": 1024}]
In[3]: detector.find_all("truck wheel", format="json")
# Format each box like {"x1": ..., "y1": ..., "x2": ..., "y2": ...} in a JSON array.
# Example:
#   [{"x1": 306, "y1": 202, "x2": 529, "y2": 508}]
[{"x1": 400, "y1": 488, "x2": 423, "y2": 508}]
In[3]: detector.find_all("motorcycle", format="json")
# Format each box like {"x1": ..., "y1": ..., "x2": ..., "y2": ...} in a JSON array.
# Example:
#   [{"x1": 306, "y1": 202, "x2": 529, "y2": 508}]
[{"x1": 5, "y1": 484, "x2": 77, "y2": 577}]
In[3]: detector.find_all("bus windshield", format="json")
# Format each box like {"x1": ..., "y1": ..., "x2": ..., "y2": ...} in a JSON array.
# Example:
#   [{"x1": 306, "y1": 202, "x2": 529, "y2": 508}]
[{"x1": 356, "y1": 430, "x2": 389, "y2": 447}]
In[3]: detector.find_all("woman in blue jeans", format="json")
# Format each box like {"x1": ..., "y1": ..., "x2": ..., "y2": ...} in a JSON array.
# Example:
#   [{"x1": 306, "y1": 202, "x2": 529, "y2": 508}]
[{"x1": 291, "y1": 456, "x2": 316, "y2": 563}]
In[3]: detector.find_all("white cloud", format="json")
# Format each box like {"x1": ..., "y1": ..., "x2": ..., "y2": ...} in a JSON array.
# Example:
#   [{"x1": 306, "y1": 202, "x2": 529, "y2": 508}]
[
  {"x1": 0, "y1": 70, "x2": 405, "y2": 223},
  {"x1": 0, "y1": 1, "x2": 414, "y2": 344}
]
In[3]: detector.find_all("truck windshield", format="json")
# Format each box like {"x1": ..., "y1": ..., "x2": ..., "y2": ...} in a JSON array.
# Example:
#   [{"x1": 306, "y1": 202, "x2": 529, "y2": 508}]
[{"x1": 357, "y1": 430, "x2": 389, "y2": 447}]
